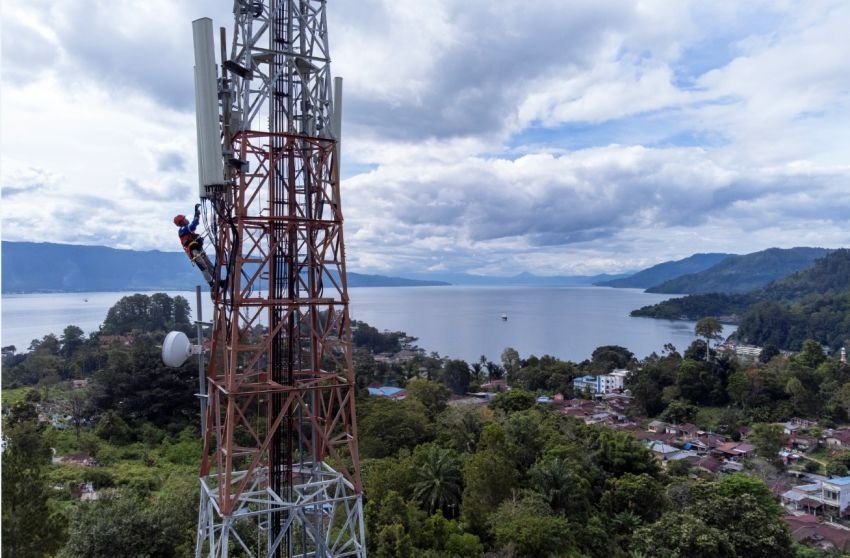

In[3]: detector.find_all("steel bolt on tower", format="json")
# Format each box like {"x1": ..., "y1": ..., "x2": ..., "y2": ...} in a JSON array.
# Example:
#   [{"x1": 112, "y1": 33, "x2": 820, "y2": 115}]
[{"x1": 192, "y1": 1, "x2": 365, "y2": 556}]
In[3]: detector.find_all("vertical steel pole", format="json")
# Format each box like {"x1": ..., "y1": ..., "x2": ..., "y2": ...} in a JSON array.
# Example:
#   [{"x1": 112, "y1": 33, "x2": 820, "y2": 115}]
[{"x1": 196, "y1": 285, "x2": 207, "y2": 434}]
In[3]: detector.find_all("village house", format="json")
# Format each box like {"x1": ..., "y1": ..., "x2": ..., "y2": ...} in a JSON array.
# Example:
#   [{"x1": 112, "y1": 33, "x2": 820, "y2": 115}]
[
  {"x1": 719, "y1": 343, "x2": 763, "y2": 360},
  {"x1": 782, "y1": 476, "x2": 850, "y2": 519},
  {"x1": 694, "y1": 455, "x2": 723, "y2": 475},
  {"x1": 822, "y1": 477, "x2": 850, "y2": 518},
  {"x1": 373, "y1": 349, "x2": 421, "y2": 365},
  {"x1": 647, "y1": 420, "x2": 667, "y2": 433},
  {"x1": 713, "y1": 441, "x2": 755, "y2": 461},
  {"x1": 646, "y1": 440, "x2": 680, "y2": 461},
  {"x1": 784, "y1": 422, "x2": 803, "y2": 436},
  {"x1": 480, "y1": 379, "x2": 507, "y2": 392},
  {"x1": 826, "y1": 429, "x2": 850, "y2": 450},
  {"x1": 720, "y1": 461, "x2": 744, "y2": 473},
  {"x1": 788, "y1": 433, "x2": 818, "y2": 453},
  {"x1": 98, "y1": 334, "x2": 135, "y2": 346}
]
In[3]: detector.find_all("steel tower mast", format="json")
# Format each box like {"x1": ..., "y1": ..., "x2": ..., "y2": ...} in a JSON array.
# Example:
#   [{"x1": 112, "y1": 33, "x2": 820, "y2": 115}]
[{"x1": 192, "y1": 1, "x2": 365, "y2": 556}]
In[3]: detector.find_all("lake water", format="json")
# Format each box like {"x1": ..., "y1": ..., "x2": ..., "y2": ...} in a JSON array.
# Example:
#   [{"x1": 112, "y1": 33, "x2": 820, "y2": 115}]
[{"x1": 0, "y1": 286, "x2": 725, "y2": 362}]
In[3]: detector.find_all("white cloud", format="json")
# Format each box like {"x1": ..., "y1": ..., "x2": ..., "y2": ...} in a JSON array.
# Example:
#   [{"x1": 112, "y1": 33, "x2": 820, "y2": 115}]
[{"x1": 3, "y1": 0, "x2": 850, "y2": 277}]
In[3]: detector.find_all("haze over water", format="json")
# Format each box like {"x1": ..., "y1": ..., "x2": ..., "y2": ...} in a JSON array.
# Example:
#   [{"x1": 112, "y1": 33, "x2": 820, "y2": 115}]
[{"x1": 1, "y1": 286, "x2": 719, "y2": 363}]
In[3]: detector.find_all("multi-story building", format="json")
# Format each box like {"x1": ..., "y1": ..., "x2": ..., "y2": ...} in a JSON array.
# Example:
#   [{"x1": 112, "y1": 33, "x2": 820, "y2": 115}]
[
  {"x1": 782, "y1": 476, "x2": 850, "y2": 518},
  {"x1": 573, "y1": 369, "x2": 630, "y2": 395},
  {"x1": 822, "y1": 477, "x2": 850, "y2": 517},
  {"x1": 573, "y1": 375, "x2": 599, "y2": 394}
]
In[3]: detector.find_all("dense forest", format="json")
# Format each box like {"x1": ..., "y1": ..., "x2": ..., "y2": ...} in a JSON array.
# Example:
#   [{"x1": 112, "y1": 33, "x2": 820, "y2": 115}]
[
  {"x1": 632, "y1": 249, "x2": 850, "y2": 351},
  {"x1": 2, "y1": 293, "x2": 848, "y2": 556}
]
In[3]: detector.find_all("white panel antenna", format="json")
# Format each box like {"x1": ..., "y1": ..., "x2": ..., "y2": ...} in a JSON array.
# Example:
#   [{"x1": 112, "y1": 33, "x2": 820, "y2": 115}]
[{"x1": 192, "y1": 18, "x2": 224, "y2": 198}]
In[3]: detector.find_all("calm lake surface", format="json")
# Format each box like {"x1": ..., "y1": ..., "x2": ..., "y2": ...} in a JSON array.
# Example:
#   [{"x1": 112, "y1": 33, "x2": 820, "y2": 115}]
[{"x1": 1, "y1": 286, "x2": 724, "y2": 362}]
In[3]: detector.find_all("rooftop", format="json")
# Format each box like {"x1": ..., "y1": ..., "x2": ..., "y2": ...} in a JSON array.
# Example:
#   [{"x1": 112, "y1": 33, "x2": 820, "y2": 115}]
[
  {"x1": 825, "y1": 476, "x2": 850, "y2": 486},
  {"x1": 367, "y1": 386, "x2": 405, "y2": 398}
]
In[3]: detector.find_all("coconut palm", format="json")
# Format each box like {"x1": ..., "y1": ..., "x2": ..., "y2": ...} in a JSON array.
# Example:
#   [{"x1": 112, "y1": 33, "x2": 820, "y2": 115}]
[
  {"x1": 412, "y1": 445, "x2": 463, "y2": 517},
  {"x1": 530, "y1": 456, "x2": 592, "y2": 518}
]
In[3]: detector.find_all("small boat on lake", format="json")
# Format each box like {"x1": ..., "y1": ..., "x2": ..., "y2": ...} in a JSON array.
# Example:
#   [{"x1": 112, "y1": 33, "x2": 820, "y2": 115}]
[{"x1": 501, "y1": 313, "x2": 508, "y2": 321}]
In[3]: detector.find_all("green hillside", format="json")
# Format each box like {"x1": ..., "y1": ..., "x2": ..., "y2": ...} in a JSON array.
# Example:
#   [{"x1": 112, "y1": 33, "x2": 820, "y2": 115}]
[
  {"x1": 645, "y1": 247, "x2": 832, "y2": 294},
  {"x1": 632, "y1": 249, "x2": 850, "y2": 350}
]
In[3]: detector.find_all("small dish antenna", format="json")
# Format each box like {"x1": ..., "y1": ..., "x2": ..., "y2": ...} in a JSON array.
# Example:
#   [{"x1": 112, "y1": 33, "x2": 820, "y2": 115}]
[{"x1": 162, "y1": 331, "x2": 199, "y2": 367}]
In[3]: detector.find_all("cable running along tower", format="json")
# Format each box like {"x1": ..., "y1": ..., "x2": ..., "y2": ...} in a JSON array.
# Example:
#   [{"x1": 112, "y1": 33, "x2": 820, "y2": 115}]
[{"x1": 191, "y1": 1, "x2": 365, "y2": 556}]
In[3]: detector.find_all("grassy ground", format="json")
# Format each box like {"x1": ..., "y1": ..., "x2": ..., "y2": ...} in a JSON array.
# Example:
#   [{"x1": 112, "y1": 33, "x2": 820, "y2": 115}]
[
  {"x1": 1, "y1": 385, "x2": 34, "y2": 406},
  {"x1": 45, "y1": 428, "x2": 200, "y2": 495},
  {"x1": 807, "y1": 445, "x2": 838, "y2": 464}
]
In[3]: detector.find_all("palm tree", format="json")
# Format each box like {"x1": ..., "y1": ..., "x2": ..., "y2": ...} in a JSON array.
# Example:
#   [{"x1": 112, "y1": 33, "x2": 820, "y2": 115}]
[
  {"x1": 412, "y1": 446, "x2": 463, "y2": 517},
  {"x1": 530, "y1": 457, "x2": 591, "y2": 517}
]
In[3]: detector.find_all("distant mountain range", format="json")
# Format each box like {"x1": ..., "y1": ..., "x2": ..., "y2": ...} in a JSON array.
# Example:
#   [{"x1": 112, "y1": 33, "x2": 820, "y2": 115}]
[
  {"x1": 399, "y1": 270, "x2": 630, "y2": 286},
  {"x1": 598, "y1": 247, "x2": 832, "y2": 295},
  {"x1": 0, "y1": 242, "x2": 448, "y2": 293},
  {"x1": 4, "y1": 241, "x2": 834, "y2": 299},
  {"x1": 645, "y1": 247, "x2": 832, "y2": 294},
  {"x1": 0, "y1": 241, "x2": 637, "y2": 293},
  {"x1": 596, "y1": 253, "x2": 732, "y2": 289}
]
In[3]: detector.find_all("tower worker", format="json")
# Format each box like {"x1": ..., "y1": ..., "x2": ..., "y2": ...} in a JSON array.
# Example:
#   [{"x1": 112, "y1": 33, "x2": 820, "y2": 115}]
[{"x1": 174, "y1": 204, "x2": 219, "y2": 291}]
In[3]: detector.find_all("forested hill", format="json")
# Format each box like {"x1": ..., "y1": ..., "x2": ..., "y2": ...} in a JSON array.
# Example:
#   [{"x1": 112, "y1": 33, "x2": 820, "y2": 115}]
[
  {"x1": 597, "y1": 253, "x2": 732, "y2": 289},
  {"x1": 645, "y1": 247, "x2": 832, "y2": 294},
  {"x1": 632, "y1": 248, "x2": 850, "y2": 350},
  {"x1": 0, "y1": 241, "x2": 448, "y2": 292}
]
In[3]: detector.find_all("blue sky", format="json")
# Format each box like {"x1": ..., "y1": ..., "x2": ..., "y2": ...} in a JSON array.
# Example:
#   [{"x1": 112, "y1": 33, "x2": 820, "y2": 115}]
[{"x1": 3, "y1": 0, "x2": 850, "y2": 276}]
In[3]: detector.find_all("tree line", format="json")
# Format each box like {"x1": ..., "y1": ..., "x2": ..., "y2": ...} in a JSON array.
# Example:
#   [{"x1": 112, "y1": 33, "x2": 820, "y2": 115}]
[
  {"x1": 632, "y1": 249, "x2": 850, "y2": 352},
  {"x1": 2, "y1": 293, "x2": 840, "y2": 556}
]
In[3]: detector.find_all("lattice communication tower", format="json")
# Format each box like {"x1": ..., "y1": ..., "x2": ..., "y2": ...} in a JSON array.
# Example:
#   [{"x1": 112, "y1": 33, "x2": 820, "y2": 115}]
[{"x1": 191, "y1": 1, "x2": 365, "y2": 556}]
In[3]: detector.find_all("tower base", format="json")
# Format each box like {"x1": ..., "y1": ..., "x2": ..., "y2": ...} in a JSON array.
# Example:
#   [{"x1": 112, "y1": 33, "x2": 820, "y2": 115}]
[{"x1": 196, "y1": 463, "x2": 366, "y2": 558}]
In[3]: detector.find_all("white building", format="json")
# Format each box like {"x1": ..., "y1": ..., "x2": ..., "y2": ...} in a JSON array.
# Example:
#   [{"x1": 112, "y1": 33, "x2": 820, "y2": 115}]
[
  {"x1": 782, "y1": 476, "x2": 850, "y2": 518},
  {"x1": 822, "y1": 477, "x2": 850, "y2": 517},
  {"x1": 573, "y1": 375, "x2": 598, "y2": 394},
  {"x1": 572, "y1": 369, "x2": 630, "y2": 395},
  {"x1": 601, "y1": 369, "x2": 629, "y2": 393}
]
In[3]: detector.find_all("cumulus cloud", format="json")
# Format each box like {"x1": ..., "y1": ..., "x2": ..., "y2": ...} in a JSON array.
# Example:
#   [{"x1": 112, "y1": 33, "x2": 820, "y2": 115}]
[
  {"x1": 3, "y1": 0, "x2": 850, "y2": 276},
  {"x1": 155, "y1": 151, "x2": 187, "y2": 173},
  {"x1": 341, "y1": 143, "x2": 850, "y2": 274}
]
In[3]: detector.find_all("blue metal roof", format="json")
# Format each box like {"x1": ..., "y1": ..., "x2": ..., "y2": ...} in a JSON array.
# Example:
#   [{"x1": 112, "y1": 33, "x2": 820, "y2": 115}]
[
  {"x1": 367, "y1": 386, "x2": 405, "y2": 397},
  {"x1": 825, "y1": 476, "x2": 850, "y2": 486}
]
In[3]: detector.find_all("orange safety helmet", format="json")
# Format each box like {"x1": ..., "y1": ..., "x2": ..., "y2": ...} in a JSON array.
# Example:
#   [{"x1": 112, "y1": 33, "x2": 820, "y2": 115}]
[{"x1": 173, "y1": 214, "x2": 187, "y2": 226}]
